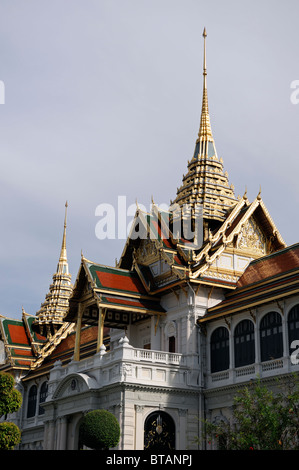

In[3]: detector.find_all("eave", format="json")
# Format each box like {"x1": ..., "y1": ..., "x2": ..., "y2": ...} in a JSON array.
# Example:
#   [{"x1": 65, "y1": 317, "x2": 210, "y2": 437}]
[{"x1": 199, "y1": 267, "x2": 299, "y2": 323}]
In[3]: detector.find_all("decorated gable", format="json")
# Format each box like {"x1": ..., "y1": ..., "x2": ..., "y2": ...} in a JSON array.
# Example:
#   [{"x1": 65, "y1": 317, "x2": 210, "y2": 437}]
[{"x1": 236, "y1": 216, "x2": 266, "y2": 256}]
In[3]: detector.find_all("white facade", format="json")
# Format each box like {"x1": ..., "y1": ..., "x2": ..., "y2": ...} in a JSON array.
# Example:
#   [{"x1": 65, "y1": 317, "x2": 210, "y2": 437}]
[{"x1": 7, "y1": 282, "x2": 298, "y2": 450}]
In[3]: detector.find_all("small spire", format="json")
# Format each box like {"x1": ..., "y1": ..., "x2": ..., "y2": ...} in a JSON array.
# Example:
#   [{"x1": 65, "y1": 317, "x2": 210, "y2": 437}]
[
  {"x1": 203, "y1": 27, "x2": 207, "y2": 85},
  {"x1": 64, "y1": 201, "x2": 68, "y2": 226},
  {"x1": 35, "y1": 201, "x2": 72, "y2": 338},
  {"x1": 57, "y1": 201, "x2": 69, "y2": 272}
]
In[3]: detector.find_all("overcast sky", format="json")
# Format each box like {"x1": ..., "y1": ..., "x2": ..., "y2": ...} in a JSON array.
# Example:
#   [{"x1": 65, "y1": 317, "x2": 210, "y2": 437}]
[{"x1": 1, "y1": 0, "x2": 299, "y2": 319}]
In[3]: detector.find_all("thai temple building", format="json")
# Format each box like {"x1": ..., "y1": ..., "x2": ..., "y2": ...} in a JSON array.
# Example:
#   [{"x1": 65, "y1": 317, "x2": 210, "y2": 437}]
[{"x1": 1, "y1": 29, "x2": 299, "y2": 451}]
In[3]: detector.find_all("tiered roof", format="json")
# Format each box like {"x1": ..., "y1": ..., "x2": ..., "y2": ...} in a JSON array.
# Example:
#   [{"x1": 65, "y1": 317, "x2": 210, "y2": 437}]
[
  {"x1": 25, "y1": 324, "x2": 110, "y2": 378},
  {"x1": 65, "y1": 257, "x2": 165, "y2": 329},
  {"x1": 113, "y1": 29, "x2": 285, "y2": 295},
  {"x1": 117, "y1": 190, "x2": 285, "y2": 294},
  {"x1": 34, "y1": 202, "x2": 73, "y2": 337},
  {"x1": 0, "y1": 310, "x2": 47, "y2": 371},
  {"x1": 172, "y1": 28, "x2": 237, "y2": 224}
]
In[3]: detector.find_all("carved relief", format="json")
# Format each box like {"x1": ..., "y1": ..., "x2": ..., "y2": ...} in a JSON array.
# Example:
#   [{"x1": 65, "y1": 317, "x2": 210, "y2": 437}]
[
  {"x1": 237, "y1": 218, "x2": 266, "y2": 254},
  {"x1": 135, "y1": 239, "x2": 159, "y2": 265},
  {"x1": 165, "y1": 321, "x2": 176, "y2": 338}
]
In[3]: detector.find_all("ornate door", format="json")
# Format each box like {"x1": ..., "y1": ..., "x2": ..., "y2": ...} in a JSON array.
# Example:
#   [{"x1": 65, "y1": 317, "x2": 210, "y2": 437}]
[{"x1": 144, "y1": 411, "x2": 175, "y2": 451}]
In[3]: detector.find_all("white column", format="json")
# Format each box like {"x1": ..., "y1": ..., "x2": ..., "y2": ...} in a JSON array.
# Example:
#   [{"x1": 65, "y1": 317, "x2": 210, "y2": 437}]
[
  {"x1": 254, "y1": 314, "x2": 261, "y2": 375},
  {"x1": 46, "y1": 420, "x2": 55, "y2": 450},
  {"x1": 135, "y1": 405, "x2": 144, "y2": 450},
  {"x1": 74, "y1": 303, "x2": 83, "y2": 361},
  {"x1": 178, "y1": 409, "x2": 187, "y2": 449},
  {"x1": 59, "y1": 416, "x2": 68, "y2": 450},
  {"x1": 281, "y1": 305, "x2": 288, "y2": 357}
]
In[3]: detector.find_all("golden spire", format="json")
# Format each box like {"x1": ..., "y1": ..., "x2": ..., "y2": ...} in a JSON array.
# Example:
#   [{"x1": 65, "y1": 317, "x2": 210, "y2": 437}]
[
  {"x1": 58, "y1": 201, "x2": 68, "y2": 266},
  {"x1": 35, "y1": 201, "x2": 72, "y2": 338},
  {"x1": 197, "y1": 27, "x2": 213, "y2": 143},
  {"x1": 173, "y1": 28, "x2": 238, "y2": 224}
]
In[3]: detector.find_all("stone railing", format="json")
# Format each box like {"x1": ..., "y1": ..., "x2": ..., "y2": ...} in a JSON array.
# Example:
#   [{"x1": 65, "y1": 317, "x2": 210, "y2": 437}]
[
  {"x1": 133, "y1": 348, "x2": 184, "y2": 365},
  {"x1": 207, "y1": 356, "x2": 299, "y2": 388}
]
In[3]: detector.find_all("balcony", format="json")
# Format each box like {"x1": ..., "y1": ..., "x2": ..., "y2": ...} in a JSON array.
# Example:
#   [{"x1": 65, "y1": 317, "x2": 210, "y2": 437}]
[{"x1": 47, "y1": 337, "x2": 200, "y2": 401}]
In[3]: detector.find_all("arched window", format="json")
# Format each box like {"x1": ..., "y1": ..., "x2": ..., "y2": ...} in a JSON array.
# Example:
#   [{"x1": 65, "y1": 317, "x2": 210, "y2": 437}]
[
  {"x1": 144, "y1": 411, "x2": 175, "y2": 451},
  {"x1": 234, "y1": 319, "x2": 255, "y2": 368},
  {"x1": 27, "y1": 385, "x2": 37, "y2": 418},
  {"x1": 38, "y1": 382, "x2": 48, "y2": 415},
  {"x1": 288, "y1": 304, "x2": 299, "y2": 354},
  {"x1": 260, "y1": 312, "x2": 283, "y2": 362},
  {"x1": 210, "y1": 327, "x2": 229, "y2": 373}
]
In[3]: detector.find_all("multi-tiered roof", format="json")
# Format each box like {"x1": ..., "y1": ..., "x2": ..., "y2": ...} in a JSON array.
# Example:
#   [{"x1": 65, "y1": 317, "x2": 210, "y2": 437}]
[
  {"x1": 34, "y1": 202, "x2": 73, "y2": 337},
  {"x1": 173, "y1": 28, "x2": 237, "y2": 227}
]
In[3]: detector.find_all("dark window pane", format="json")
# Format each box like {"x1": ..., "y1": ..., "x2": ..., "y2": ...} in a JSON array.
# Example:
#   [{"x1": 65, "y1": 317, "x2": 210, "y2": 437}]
[
  {"x1": 234, "y1": 320, "x2": 255, "y2": 368},
  {"x1": 288, "y1": 304, "x2": 299, "y2": 354},
  {"x1": 211, "y1": 327, "x2": 229, "y2": 373},
  {"x1": 260, "y1": 312, "x2": 283, "y2": 362},
  {"x1": 27, "y1": 385, "x2": 37, "y2": 418}
]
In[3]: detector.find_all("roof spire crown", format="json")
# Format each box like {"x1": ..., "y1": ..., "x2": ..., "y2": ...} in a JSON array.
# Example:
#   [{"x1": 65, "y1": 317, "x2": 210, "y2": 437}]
[
  {"x1": 34, "y1": 202, "x2": 73, "y2": 337},
  {"x1": 58, "y1": 201, "x2": 68, "y2": 271},
  {"x1": 197, "y1": 27, "x2": 213, "y2": 144},
  {"x1": 173, "y1": 28, "x2": 238, "y2": 224}
]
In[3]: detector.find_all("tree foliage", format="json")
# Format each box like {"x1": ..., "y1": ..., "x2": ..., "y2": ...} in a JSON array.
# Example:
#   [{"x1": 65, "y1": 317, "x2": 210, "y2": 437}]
[
  {"x1": 203, "y1": 377, "x2": 299, "y2": 450},
  {"x1": 0, "y1": 422, "x2": 21, "y2": 450},
  {"x1": 0, "y1": 372, "x2": 22, "y2": 418},
  {"x1": 79, "y1": 409, "x2": 120, "y2": 450},
  {"x1": 0, "y1": 372, "x2": 22, "y2": 450}
]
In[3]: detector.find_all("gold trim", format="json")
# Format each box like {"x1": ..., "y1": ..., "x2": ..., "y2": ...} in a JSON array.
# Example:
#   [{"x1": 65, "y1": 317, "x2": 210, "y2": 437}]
[{"x1": 210, "y1": 277, "x2": 299, "y2": 313}]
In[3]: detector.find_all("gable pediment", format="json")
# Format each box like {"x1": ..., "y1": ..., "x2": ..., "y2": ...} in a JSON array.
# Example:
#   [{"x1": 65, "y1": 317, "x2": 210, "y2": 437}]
[
  {"x1": 190, "y1": 193, "x2": 286, "y2": 286},
  {"x1": 52, "y1": 372, "x2": 98, "y2": 400},
  {"x1": 236, "y1": 216, "x2": 266, "y2": 256}
]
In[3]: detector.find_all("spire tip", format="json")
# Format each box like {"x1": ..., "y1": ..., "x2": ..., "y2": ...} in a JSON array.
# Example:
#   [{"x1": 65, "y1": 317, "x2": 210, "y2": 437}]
[{"x1": 64, "y1": 201, "x2": 68, "y2": 228}]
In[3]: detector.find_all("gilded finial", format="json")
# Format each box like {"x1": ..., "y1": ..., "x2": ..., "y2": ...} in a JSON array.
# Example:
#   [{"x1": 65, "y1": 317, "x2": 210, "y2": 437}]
[
  {"x1": 203, "y1": 28, "x2": 207, "y2": 80},
  {"x1": 58, "y1": 201, "x2": 68, "y2": 267},
  {"x1": 257, "y1": 185, "x2": 262, "y2": 200},
  {"x1": 197, "y1": 27, "x2": 213, "y2": 142},
  {"x1": 64, "y1": 201, "x2": 68, "y2": 227}
]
